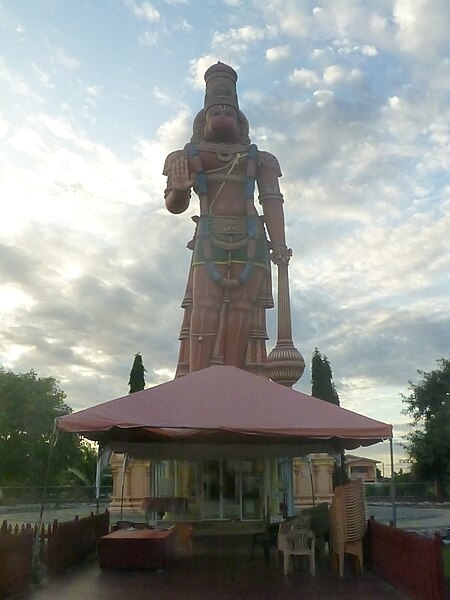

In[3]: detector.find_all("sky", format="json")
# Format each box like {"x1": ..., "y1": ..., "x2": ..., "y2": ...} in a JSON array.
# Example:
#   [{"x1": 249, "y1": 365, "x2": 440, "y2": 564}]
[{"x1": 1, "y1": 0, "x2": 449, "y2": 473}]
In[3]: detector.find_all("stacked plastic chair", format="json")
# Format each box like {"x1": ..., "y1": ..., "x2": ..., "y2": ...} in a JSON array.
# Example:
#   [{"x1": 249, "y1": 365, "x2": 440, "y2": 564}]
[
  {"x1": 309, "y1": 502, "x2": 330, "y2": 562},
  {"x1": 330, "y1": 478, "x2": 367, "y2": 577}
]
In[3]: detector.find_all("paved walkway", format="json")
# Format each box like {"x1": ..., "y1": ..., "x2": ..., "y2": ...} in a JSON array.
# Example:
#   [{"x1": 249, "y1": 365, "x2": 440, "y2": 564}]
[{"x1": 22, "y1": 535, "x2": 409, "y2": 600}]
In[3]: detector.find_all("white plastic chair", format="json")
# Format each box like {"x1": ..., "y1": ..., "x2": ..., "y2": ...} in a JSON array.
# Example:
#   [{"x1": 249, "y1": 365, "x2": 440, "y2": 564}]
[
  {"x1": 283, "y1": 528, "x2": 316, "y2": 576},
  {"x1": 277, "y1": 513, "x2": 312, "y2": 565}
]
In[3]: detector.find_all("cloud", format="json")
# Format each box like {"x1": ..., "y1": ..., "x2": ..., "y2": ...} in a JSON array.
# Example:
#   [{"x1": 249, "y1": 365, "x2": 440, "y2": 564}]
[
  {"x1": 188, "y1": 56, "x2": 221, "y2": 90},
  {"x1": 323, "y1": 64, "x2": 346, "y2": 85},
  {"x1": 138, "y1": 31, "x2": 159, "y2": 46},
  {"x1": 262, "y1": 1, "x2": 311, "y2": 37},
  {"x1": 0, "y1": 3, "x2": 25, "y2": 34},
  {"x1": 172, "y1": 19, "x2": 192, "y2": 32},
  {"x1": 47, "y1": 43, "x2": 80, "y2": 70},
  {"x1": 394, "y1": 0, "x2": 450, "y2": 58},
  {"x1": 152, "y1": 86, "x2": 172, "y2": 105},
  {"x1": 212, "y1": 25, "x2": 266, "y2": 54},
  {"x1": 0, "y1": 113, "x2": 9, "y2": 138},
  {"x1": 361, "y1": 44, "x2": 377, "y2": 56},
  {"x1": 0, "y1": 104, "x2": 195, "y2": 407},
  {"x1": 289, "y1": 68, "x2": 319, "y2": 88},
  {"x1": 0, "y1": 58, "x2": 33, "y2": 96},
  {"x1": 266, "y1": 45, "x2": 290, "y2": 62},
  {"x1": 125, "y1": 0, "x2": 160, "y2": 23},
  {"x1": 31, "y1": 63, "x2": 53, "y2": 89}
]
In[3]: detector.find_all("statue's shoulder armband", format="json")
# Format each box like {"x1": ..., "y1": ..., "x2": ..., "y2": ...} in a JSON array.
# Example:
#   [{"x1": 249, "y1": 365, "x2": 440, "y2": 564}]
[
  {"x1": 258, "y1": 151, "x2": 282, "y2": 177},
  {"x1": 163, "y1": 150, "x2": 183, "y2": 176}
]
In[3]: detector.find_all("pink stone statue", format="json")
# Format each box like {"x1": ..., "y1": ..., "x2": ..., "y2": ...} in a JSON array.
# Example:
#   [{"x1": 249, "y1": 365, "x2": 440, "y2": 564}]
[{"x1": 164, "y1": 62, "x2": 304, "y2": 384}]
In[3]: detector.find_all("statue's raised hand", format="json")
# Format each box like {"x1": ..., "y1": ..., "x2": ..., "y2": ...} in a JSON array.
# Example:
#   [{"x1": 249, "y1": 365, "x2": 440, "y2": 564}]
[{"x1": 171, "y1": 156, "x2": 195, "y2": 192}]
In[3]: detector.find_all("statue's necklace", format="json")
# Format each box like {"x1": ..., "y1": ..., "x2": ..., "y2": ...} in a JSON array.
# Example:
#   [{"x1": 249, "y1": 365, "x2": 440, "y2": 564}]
[{"x1": 216, "y1": 152, "x2": 234, "y2": 162}]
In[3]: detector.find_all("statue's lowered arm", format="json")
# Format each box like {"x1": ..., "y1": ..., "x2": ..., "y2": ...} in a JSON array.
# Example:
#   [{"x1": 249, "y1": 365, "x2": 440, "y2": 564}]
[{"x1": 258, "y1": 156, "x2": 305, "y2": 387}]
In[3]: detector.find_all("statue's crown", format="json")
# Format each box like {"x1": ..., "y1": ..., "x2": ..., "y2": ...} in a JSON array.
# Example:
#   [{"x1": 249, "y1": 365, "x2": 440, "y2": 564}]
[{"x1": 204, "y1": 62, "x2": 239, "y2": 110}]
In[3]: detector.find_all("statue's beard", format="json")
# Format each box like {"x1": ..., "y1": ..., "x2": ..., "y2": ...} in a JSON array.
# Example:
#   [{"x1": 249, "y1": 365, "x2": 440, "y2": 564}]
[{"x1": 204, "y1": 116, "x2": 240, "y2": 143}]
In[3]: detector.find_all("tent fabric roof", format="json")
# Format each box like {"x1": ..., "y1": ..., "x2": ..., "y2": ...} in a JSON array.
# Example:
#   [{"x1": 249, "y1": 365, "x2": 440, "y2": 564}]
[{"x1": 56, "y1": 366, "x2": 392, "y2": 455}]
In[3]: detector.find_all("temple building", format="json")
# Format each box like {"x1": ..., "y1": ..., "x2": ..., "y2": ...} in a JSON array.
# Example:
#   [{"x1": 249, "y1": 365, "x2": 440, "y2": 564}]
[{"x1": 108, "y1": 453, "x2": 336, "y2": 519}]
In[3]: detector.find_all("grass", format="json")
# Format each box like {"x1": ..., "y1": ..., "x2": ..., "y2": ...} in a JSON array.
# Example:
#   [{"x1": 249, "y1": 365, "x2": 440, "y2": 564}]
[{"x1": 444, "y1": 545, "x2": 450, "y2": 577}]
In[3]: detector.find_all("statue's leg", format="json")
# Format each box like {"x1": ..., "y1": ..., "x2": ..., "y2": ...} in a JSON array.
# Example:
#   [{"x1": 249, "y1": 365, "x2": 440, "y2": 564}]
[
  {"x1": 189, "y1": 264, "x2": 224, "y2": 371},
  {"x1": 224, "y1": 266, "x2": 264, "y2": 368}
]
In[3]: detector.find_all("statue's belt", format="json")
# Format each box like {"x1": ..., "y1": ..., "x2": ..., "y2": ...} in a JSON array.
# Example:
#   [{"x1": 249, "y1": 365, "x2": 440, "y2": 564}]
[{"x1": 198, "y1": 216, "x2": 264, "y2": 250}]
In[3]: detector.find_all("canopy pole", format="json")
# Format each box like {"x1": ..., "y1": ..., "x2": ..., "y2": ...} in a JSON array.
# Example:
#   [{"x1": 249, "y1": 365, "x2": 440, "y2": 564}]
[
  {"x1": 36, "y1": 421, "x2": 58, "y2": 533},
  {"x1": 120, "y1": 453, "x2": 128, "y2": 520},
  {"x1": 95, "y1": 444, "x2": 102, "y2": 515},
  {"x1": 389, "y1": 437, "x2": 397, "y2": 526},
  {"x1": 306, "y1": 455, "x2": 316, "y2": 507},
  {"x1": 95, "y1": 445, "x2": 112, "y2": 515},
  {"x1": 31, "y1": 421, "x2": 58, "y2": 577}
]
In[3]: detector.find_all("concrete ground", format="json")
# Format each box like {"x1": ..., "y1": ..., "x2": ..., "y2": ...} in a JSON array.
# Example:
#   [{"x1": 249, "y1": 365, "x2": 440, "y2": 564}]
[
  {"x1": 3, "y1": 503, "x2": 448, "y2": 599},
  {"x1": 21, "y1": 534, "x2": 410, "y2": 600}
]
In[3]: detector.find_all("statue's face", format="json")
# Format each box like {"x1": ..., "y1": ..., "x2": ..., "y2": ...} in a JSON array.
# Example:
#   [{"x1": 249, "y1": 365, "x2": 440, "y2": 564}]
[{"x1": 204, "y1": 104, "x2": 239, "y2": 143}]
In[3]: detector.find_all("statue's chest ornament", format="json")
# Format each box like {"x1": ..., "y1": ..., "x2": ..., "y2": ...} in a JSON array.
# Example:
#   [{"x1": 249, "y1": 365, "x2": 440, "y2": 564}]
[
  {"x1": 184, "y1": 142, "x2": 260, "y2": 288},
  {"x1": 216, "y1": 151, "x2": 234, "y2": 162}
]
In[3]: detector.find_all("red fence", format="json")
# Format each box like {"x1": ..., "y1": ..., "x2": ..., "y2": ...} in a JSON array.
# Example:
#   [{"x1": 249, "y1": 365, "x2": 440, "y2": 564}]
[
  {"x1": 44, "y1": 511, "x2": 110, "y2": 574},
  {"x1": 366, "y1": 517, "x2": 447, "y2": 600},
  {"x1": 0, "y1": 510, "x2": 110, "y2": 598},
  {"x1": 0, "y1": 522, "x2": 34, "y2": 599}
]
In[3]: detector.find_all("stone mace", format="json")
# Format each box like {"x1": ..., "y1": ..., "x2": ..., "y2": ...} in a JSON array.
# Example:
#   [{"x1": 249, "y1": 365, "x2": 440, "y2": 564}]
[{"x1": 266, "y1": 249, "x2": 305, "y2": 387}]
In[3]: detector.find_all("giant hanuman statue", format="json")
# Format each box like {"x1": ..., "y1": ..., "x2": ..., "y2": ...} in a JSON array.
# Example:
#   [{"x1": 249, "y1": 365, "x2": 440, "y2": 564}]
[{"x1": 164, "y1": 62, "x2": 304, "y2": 386}]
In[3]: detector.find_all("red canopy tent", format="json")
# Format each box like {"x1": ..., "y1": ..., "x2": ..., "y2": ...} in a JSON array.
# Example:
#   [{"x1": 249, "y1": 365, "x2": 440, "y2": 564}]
[{"x1": 56, "y1": 366, "x2": 392, "y2": 459}]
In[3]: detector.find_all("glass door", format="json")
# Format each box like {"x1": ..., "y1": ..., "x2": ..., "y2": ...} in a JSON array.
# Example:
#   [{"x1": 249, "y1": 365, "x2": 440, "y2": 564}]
[
  {"x1": 241, "y1": 459, "x2": 265, "y2": 520},
  {"x1": 200, "y1": 459, "x2": 265, "y2": 520},
  {"x1": 222, "y1": 460, "x2": 241, "y2": 519},
  {"x1": 201, "y1": 459, "x2": 221, "y2": 519}
]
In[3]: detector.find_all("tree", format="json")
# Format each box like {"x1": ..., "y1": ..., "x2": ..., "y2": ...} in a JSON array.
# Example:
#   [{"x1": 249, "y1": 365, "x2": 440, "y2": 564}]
[
  {"x1": 402, "y1": 358, "x2": 450, "y2": 498},
  {"x1": 310, "y1": 348, "x2": 347, "y2": 486},
  {"x1": 0, "y1": 368, "x2": 95, "y2": 487},
  {"x1": 311, "y1": 348, "x2": 340, "y2": 406},
  {"x1": 128, "y1": 353, "x2": 146, "y2": 393}
]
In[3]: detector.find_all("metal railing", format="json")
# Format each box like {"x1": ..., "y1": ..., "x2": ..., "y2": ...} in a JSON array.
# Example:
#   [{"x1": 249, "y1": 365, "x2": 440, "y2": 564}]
[
  {"x1": 0, "y1": 485, "x2": 112, "y2": 506},
  {"x1": 364, "y1": 481, "x2": 450, "y2": 502}
]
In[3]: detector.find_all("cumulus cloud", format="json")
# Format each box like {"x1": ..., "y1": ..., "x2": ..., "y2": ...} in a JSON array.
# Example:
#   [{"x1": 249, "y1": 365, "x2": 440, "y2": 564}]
[
  {"x1": 394, "y1": 0, "x2": 450, "y2": 58},
  {"x1": 266, "y1": 45, "x2": 290, "y2": 62},
  {"x1": 188, "y1": 55, "x2": 222, "y2": 90},
  {"x1": 323, "y1": 64, "x2": 346, "y2": 85},
  {"x1": 289, "y1": 68, "x2": 319, "y2": 88},
  {"x1": 262, "y1": 1, "x2": 311, "y2": 37},
  {"x1": 212, "y1": 25, "x2": 266, "y2": 54},
  {"x1": 0, "y1": 104, "x2": 196, "y2": 407},
  {"x1": 125, "y1": 0, "x2": 160, "y2": 23}
]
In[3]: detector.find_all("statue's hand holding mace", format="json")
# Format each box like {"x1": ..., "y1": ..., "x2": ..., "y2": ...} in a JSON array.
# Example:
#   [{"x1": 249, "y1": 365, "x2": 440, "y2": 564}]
[{"x1": 270, "y1": 244, "x2": 292, "y2": 266}]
